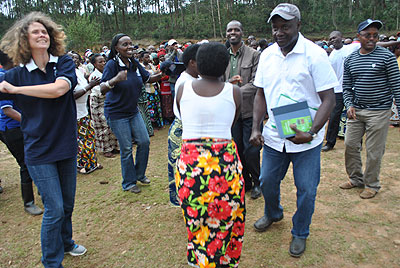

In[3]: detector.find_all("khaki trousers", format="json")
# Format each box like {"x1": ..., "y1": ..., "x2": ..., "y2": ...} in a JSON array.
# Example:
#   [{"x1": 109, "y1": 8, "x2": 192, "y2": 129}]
[{"x1": 344, "y1": 109, "x2": 391, "y2": 191}]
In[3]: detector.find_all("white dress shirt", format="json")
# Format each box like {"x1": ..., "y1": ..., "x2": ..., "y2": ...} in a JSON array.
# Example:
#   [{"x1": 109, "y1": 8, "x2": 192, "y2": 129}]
[{"x1": 254, "y1": 33, "x2": 339, "y2": 153}]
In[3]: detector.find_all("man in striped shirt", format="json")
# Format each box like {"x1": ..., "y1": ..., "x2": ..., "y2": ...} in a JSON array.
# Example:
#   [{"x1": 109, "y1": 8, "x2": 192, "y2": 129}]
[{"x1": 339, "y1": 19, "x2": 400, "y2": 199}]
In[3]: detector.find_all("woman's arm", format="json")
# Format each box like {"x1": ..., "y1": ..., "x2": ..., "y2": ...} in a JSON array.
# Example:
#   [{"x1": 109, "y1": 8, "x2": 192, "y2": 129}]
[
  {"x1": 2, "y1": 107, "x2": 21, "y2": 122},
  {"x1": 74, "y1": 77, "x2": 101, "y2": 99},
  {"x1": 148, "y1": 72, "x2": 163, "y2": 83},
  {"x1": 0, "y1": 79, "x2": 71, "y2": 99},
  {"x1": 100, "y1": 70, "x2": 127, "y2": 95}
]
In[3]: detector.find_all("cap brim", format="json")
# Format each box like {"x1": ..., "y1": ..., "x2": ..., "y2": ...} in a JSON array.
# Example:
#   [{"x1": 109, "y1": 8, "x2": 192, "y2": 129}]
[
  {"x1": 267, "y1": 12, "x2": 296, "y2": 23},
  {"x1": 358, "y1": 21, "x2": 383, "y2": 32}
]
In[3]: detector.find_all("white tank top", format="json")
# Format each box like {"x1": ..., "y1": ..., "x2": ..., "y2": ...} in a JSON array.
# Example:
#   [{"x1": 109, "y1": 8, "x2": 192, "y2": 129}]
[{"x1": 180, "y1": 81, "x2": 236, "y2": 140}]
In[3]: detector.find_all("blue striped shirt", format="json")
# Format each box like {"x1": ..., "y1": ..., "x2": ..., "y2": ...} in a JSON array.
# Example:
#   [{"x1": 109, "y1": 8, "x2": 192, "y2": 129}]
[{"x1": 343, "y1": 46, "x2": 400, "y2": 113}]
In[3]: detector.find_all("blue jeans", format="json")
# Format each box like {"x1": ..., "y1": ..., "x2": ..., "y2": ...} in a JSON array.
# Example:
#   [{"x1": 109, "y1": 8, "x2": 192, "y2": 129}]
[
  {"x1": 107, "y1": 112, "x2": 150, "y2": 190},
  {"x1": 27, "y1": 157, "x2": 77, "y2": 268},
  {"x1": 259, "y1": 143, "x2": 322, "y2": 238}
]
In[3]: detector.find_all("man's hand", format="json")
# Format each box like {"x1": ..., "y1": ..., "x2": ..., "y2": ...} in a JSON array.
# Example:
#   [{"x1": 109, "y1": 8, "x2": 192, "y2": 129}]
[
  {"x1": 228, "y1": 75, "x2": 243, "y2": 85},
  {"x1": 287, "y1": 124, "x2": 313, "y2": 144},
  {"x1": 347, "y1": 106, "x2": 356, "y2": 119},
  {"x1": 249, "y1": 129, "x2": 264, "y2": 147}
]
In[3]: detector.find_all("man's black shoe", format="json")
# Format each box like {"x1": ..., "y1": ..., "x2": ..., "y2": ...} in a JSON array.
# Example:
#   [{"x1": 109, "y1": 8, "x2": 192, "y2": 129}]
[
  {"x1": 251, "y1": 186, "x2": 262, "y2": 199},
  {"x1": 253, "y1": 215, "x2": 283, "y2": 232},
  {"x1": 321, "y1": 144, "x2": 333, "y2": 152},
  {"x1": 289, "y1": 236, "x2": 306, "y2": 257}
]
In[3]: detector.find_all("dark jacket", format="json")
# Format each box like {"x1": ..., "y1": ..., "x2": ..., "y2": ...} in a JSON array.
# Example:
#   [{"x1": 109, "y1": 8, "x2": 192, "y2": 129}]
[{"x1": 224, "y1": 44, "x2": 260, "y2": 119}]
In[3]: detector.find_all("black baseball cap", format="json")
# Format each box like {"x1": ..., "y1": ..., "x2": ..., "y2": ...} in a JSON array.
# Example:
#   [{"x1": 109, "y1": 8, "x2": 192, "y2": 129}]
[{"x1": 357, "y1": 19, "x2": 383, "y2": 33}]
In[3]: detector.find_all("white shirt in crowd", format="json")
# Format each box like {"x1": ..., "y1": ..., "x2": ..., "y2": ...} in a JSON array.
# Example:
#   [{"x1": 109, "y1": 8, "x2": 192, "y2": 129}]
[
  {"x1": 173, "y1": 71, "x2": 198, "y2": 120},
  {"x1": 254, "y1": 33, "x2": 339, "y2": 153},
  {"x1": 89, "y1": 68, "x2": 103, "y2": 98},
  {"x1": 74, "y1": 68, "x2": 91, "y2": 120},
  {"x1": 329, "y1": 43, "x2": 360, "y2": 93}
]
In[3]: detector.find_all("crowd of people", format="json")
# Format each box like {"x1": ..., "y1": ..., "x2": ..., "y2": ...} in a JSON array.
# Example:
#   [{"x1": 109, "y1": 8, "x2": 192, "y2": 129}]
[{"x1": 1, "y1": 2, "x2": 400, "y2": 268}]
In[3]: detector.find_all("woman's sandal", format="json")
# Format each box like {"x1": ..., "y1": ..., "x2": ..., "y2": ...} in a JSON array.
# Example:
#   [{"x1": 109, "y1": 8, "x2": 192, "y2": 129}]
[{"x1": 78, "y1": 164, "x2": 103, "y2": 175}]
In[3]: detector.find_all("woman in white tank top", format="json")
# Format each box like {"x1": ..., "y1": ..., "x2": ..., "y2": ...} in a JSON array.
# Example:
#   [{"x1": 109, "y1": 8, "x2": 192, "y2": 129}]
[{"x1": 175, "y1": 42, "x2": 245, "y2": 268}]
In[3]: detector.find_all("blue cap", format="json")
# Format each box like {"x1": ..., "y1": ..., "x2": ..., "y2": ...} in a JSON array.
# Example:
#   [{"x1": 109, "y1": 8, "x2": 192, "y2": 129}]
[{"x1": 357, "y1": 19, "x2": 383, "y2": 33}]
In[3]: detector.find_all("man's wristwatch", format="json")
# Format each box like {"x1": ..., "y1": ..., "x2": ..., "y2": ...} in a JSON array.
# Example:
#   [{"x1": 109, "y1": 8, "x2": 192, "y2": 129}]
[{"x1": 307, "y1": 131, "x2": 317, "y2": 140}]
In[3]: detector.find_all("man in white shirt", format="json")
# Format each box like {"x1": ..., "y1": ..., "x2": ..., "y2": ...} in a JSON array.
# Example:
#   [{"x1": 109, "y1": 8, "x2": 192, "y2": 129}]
[
  {"x1": 322, "y1": 31, "x2": 360, "y2": 152},
  {"x1": 250, "y1": 3, "x2": 337, "y2": 257}
]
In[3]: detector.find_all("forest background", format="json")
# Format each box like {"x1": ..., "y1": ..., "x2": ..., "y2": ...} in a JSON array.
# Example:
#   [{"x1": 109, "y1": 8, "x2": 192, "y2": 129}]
[{"x1": 1, "y1": 0, "x2": 400, "y2": 51}]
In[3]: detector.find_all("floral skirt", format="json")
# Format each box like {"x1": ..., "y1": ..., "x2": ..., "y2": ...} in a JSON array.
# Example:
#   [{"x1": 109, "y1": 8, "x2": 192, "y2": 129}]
[
  {"x1": 176, "y1": 138, "x2": 246, "y2": 268},
  {"x1": 77, "y1": 115, "x2": 98, "y2": 172}
]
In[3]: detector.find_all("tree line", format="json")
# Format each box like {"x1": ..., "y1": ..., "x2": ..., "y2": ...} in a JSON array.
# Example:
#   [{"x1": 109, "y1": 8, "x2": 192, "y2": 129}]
[{"x1": 1, "y1": 0, "x2": 400, "y2": 51}]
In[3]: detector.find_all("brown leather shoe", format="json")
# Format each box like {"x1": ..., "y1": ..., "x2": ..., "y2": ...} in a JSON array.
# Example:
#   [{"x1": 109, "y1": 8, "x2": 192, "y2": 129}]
[
  {"x1": 360, "y1": 188, "x2": 377, "y2": 199},
  {"x1": 339, "y1": 181, "x2": 359, "y2": 189}
]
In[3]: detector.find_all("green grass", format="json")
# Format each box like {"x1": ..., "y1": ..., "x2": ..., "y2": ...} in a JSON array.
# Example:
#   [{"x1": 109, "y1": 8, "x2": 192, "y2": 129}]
[{"x1": 1, "y1": 127, "x2": 400, "y2": 267}]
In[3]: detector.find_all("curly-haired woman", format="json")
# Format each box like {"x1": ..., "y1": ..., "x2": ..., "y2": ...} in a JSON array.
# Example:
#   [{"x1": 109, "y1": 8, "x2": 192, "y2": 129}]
[{"x1": 0, "y1": 12, "x2": 86, "y2": 267}]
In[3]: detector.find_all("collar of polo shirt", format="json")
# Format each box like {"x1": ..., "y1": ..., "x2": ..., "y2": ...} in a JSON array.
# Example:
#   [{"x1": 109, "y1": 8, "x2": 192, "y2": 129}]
[{"x1": 24, "y1": 54, "x2": 58, "y2": 72}]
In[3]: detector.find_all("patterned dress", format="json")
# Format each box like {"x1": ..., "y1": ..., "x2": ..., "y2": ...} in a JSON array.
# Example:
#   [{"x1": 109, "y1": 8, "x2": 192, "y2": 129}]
[
  {"x1": 176, "y1": 138, "x2": 246, "y2": 268},
  {"x1": 75, "y1": 68, "x2": 99, "y2": 173},
  {"x1": 142, "y1": 63, "x2": 164, "y2": 128},
  {"x1": 168, "y1": 118, "x2": 183, "y2": 204},
  {"x1": 137, "y1": 85, "x2": 154, "y2": 136},
  {"x1": 89, "y1": 69, "x2": 119, "y2": 153},
  {"x1": 77, "y1": 115, "x2": 98, "y2": 173}
]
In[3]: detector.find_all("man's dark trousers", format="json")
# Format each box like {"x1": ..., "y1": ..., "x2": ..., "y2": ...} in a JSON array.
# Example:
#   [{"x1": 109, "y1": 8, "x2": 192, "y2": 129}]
[
  {"x1": 325, "y1": 93, "x2": 344, "y2": 148},
  {"x1": 232, "y1": 116, "x2": 261, "y2": 191},
  {"x1": 0, "y1": 127, "x2": 32, "y2": 185}
]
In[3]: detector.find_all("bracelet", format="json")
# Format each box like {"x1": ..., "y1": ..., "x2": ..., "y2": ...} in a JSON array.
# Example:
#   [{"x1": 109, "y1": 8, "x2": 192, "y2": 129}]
[
  {"x1": 105, "y1": 80, "x2": 114, "y2": 89},
  {"x1": 82, "y1": 87, "x2": 87, "y2": 93}
]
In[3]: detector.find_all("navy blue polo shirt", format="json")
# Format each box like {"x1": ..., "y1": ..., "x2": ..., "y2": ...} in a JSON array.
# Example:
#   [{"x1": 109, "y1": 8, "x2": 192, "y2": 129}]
[
  {"x1": 102, "y1": 57, "x2": 150, "y2": 120},
  {"x1": 0, "y1": 54, "x2": 78, "y2": 165}
]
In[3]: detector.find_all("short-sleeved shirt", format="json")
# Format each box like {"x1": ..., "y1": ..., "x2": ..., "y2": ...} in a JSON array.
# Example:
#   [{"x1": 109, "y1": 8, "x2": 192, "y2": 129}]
[
  {"x1": 101, "y1": 57, "x2": 150, "y2": 120},
  {"x1": 329, "y1": 43, "x2": 360, "y2": 93},
  {"x1": 0, "y1": 100, "x2": 21, "y2": 131},
  {"x1": 254, "y1": 33, "x2": 339, "y2": 153},
  {"x1": 0, "y1": 54, "x2": 78, "y2": 165}
]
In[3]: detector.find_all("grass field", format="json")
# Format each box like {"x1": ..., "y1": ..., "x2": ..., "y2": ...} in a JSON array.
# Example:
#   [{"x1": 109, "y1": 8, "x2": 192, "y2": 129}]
[{"x1": 1, "y1": 126, "x2": 399, "y2": 268}]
